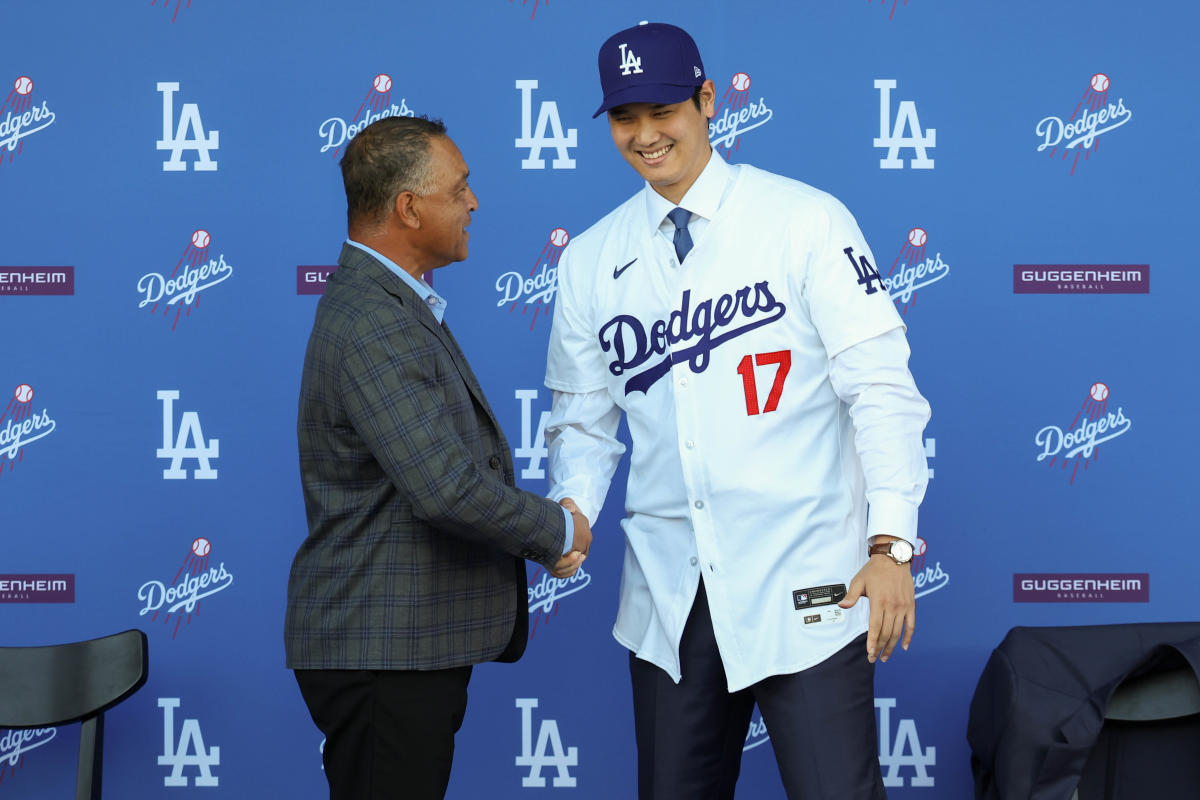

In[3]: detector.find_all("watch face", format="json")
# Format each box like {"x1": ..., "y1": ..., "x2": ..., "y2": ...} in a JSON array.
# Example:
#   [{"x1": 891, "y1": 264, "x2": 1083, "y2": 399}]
[{"x1": 891, "y1": 540, "x2": 914, "y2": 562}]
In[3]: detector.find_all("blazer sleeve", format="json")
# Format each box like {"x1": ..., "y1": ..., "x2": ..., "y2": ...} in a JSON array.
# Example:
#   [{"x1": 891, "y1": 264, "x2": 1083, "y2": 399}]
[{"x1": 338, "y1": 305, "x2": 568, "y2": 567}]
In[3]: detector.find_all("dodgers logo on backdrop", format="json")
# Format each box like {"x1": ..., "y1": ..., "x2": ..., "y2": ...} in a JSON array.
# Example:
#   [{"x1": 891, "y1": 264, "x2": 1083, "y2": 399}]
[
  {"x1": 1035, "y1": 73, "x2": 1131, "y2": 175},
  {"x1": 137, "y1": 537, "x2": 234, "y2": 638},
  {"x1": 137, "y1": 230, "x2": 234, "y2": 331},
  {"x1": 912, "y1": 535, "x2": 950, "y2": 599},
  {"x1": 0, "y1": 728, "x2": 56, "y2": 784},
  {"x1": 157, "y1": 82, "x2": 218, "y2": 172},
  {"x1": 870, "y1": 0, "x2": 911, "y2": 19},
  {"x1": 884, "y1": 228, "x2": 950, "y2": 314},
  {"x1": 318, "y1": 73, "x2": 416, "y2": 160},
  {"x1": 877, "y1": 697, "x2": 935, "y2": 787},
  {"x1": 151, "y1": 0, "x2": 191, "y2": 23},
  {"x1": 509, "y1": 0, "x2": 548, "y2": 20},
  {"x1": 515, "y1": 80, "x2": 577, "y2": 169},
  {"x1": 601, "y1": 282, "x2": 787, "y2": 396},
  {"x1": 159, "y1": 697, "x2": 219, "y2": 787},
  {"x1": 1, "y1": 76, "x2": 56, "y2": 166},
  {"x1": 874, "y1": 79, "x2": 935, "y2": 169},
  {"x1": 0, "y1": 383, "x2": 56, "y2": 479},
  {"x1": 157, "y1": 390, "x2": 219, "y2": 479},
  {"x1": 709, "y1": 72, "x2": 773, "y2": 159},
  {"x1": 1034, "y1": 382, "x2": 1132, "y2": 485},
  {"x1": 0, "y1": 266, "x2": 74, "y2": 296},
  {"x1": 496, "y1": 229, "x2": 566, "y2": 330},
  {"x1": 515, "y1": 698, "x2": 578, "y2": 788},
  {"x1": 743, "y1": 711, "x2": 770, "y2": 752}
]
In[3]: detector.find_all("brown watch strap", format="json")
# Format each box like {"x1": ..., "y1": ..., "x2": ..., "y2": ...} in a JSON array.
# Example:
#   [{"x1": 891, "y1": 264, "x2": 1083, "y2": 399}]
[{"x1": 868, "y1": 542, "x2": 894, "y2": 557}]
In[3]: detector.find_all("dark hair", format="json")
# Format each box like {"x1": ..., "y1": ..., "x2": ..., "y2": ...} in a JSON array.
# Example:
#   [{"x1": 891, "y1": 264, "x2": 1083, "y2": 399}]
[
  {"x1": 691, "y1": 86, "x2": 702, "y2": 111},
  {"x1": 340, "y1": 116, "x2": 447, "y2": 230}
]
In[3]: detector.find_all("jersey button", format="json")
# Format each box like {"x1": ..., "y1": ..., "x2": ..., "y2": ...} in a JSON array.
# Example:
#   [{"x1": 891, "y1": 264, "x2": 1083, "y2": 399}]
[
  {"x1": 679, "y1": 377, "x2": 688, "y2": 387},
  {"x1": 690, "y1": 556, "x2": 698, "y2": 566},
  {"x1": 685, "y1": 439, "x2": 695, "y2": 449},
  {"x1": 694, "y1": 500, "x2": 704, "y2": 510}
]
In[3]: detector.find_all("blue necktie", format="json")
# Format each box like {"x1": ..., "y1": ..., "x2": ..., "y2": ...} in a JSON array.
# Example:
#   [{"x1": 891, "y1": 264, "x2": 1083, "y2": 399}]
[{"x1": 667, "y1": 207, "x2": 694, "y2": 263}]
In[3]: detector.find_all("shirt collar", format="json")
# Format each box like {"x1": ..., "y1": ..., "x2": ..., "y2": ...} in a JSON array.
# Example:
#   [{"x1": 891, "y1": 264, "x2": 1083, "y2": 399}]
[
  {"x1": 345, "y1": 239, "x2": 447, "y2": 323},
  {"x1": 642, "y1": 149, "x2": 736, "y2": 234}
]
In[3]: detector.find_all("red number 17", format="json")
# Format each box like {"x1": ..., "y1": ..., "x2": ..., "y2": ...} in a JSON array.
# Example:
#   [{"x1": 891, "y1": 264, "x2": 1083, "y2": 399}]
[{"x1": 735, "y1": 350, "x2": 792, "y2": 416}]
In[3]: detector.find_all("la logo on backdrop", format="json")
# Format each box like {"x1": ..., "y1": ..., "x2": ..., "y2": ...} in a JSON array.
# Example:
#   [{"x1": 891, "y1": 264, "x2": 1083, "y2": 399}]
[
  {"x1": 136, "y1": 537, "x2": 234, "y2": 638},
  {"x1": 496, "y1": 228, "x2": 568, "y2": 331},
  {"x1": 1035, "y1": 73, "x2": 1132, "y2": 175},
  {"x1": 1, "y1": 75, "x2": 56, "y2": 167},
  {"x1": 1035, "y1": 381, "x2": 1132, "y2": 485},
  {"x1": 0, "y1": 383, "x2": 56, "y2": 480},
  {"x1": 318, "y1": 73, "x2": 416, "y2": 160},
  {"x1": 709, "y1": 72, "x2": 774, "y2": 159},
  {"x1": 136, "y1": 230, "x2": 234, "y2": 331}
]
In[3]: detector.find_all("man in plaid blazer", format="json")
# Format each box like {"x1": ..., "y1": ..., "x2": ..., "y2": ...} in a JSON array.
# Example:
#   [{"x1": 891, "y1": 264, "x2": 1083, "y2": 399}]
[{"x1": 285, "y1": 116, "x2": 591, "y2": 800}]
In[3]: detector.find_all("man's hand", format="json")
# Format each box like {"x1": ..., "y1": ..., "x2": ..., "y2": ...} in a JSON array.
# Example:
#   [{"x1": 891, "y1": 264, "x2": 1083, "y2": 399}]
[
  {"x1": 838, "y1": 552, "x2": 915, "y2": 664},
  {"x1": 548, "y1": 497, "x2": 591, "y2": 578}
]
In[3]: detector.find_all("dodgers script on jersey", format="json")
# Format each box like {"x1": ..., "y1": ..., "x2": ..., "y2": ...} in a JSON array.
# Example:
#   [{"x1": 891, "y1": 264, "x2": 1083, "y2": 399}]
[{"x1": 546, "y1": 157, "x2": 914, "y2": 691}]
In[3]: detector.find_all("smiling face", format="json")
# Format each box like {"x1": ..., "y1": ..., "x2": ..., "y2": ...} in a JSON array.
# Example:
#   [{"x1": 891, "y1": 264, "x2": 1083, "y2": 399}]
[{"x1": 607, "y1": 80, "x2": 715, "y2": 205}]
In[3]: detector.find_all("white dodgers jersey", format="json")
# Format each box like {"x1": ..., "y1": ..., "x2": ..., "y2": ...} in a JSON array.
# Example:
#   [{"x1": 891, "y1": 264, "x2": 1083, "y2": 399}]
[{"x1": 546, "y1": 163, "x2": 906, "y2": 690}]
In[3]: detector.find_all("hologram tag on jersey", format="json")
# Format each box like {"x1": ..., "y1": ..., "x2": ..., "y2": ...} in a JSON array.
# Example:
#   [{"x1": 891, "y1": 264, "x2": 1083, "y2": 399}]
[{"x1": 792, "y1": 583, "x2": 846, "y2": 610}]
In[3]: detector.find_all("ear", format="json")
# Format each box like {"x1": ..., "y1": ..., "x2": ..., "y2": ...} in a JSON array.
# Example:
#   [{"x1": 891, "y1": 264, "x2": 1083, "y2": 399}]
[
  {"x1": 394, "y1": 191, "x2": 421, "y2": 230},
  {"x1": 698, "y1": 79, "x2": 717, "y2": 120}
]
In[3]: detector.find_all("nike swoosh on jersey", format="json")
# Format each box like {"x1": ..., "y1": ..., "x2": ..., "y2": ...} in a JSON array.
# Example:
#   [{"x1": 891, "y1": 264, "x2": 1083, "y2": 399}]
[{"x1": 613, "y1": 258, "x2": 637, "y2": 279}]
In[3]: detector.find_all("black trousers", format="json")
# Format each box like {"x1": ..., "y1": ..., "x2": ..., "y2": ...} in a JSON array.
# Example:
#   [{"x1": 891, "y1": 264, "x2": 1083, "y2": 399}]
[
  {"x1": 294, "y1": 666, "x2": 472, "y2": 800},
  {"x1": 630, "y1": 580, "x2": 886, "y2": 800}
]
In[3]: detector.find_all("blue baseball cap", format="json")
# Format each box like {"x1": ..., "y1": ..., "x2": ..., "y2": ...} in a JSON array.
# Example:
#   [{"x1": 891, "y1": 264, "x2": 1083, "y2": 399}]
[{"x1": 593, "y1": 22, "x2": 706, "y2": 118}]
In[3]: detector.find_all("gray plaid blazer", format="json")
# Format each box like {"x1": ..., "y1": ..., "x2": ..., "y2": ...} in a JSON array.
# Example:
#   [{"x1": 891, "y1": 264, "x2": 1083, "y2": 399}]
[{"x1": 285, "y1": 243, "x2": 567, "y2": 671}]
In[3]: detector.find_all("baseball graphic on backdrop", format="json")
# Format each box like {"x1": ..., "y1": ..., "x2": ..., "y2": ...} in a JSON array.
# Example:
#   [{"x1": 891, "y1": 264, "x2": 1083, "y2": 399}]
[
  {"x1": 191, "y1": 230, "x2": 210, "y2": 248},
  {"x1": 373, "y1": 73, "x2": 392, "y2": 93},
  {"x1": 549, "y1": 228, "x2": 570, "y2": 247},
  {"x1": 1089, "y1": 382, "x2": 1109, "y2": 402},
  {"x1": 192, "y1": 537, "x2": 211, "y2": 557},
  {"x1": 14, "y1": 76, "x2": 33, "y2": 95},
  {"x1": 908, "y1": 228, "x2": 927, "y2": 247},
  {"x1": 1090, "y1": 73, "x2": 1110, "y2": 92},
  {"x1": 14, "y1": 384, "x2": 34, "y2": 403},
  {"x1": 731, "y1": 72, "x2": 751, "y2": 91}
]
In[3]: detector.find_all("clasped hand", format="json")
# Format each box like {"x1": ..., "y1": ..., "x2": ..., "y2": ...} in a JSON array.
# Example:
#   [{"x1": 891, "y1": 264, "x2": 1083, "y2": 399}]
[{"x1": 548, "y1": 497, "x2": 591, "y2": 578}]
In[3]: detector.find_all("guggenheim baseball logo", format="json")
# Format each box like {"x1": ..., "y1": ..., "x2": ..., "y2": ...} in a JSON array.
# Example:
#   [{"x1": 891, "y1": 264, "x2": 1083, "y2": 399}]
[
  {"x1": 1, "y1": 75, "x2": 56, "y2": 167},
  {"x1": 0, "y1": 266, "x2": 74, "y2": 296},
  {"x1": 319, "y1": 73, "x2": 416, "y2": 160},
  {"x1": 1014, "y1": 573, "x2": 1148, "y2": 603},
  {"x1": 0, "y1": 574, "x2": 74, "y2": 603},
  {"x1": 497, "y1": 229, "x2": 567, "y2": 330},
  {"x1": 137, "y1": 230, "x2": 234, "y2": 331},
  {"x1": 137, "y1": 537, "x2": 234, "y2": 638},
  {"x1": 0, "y1": 383, "x2": 56, "y2": 479},
  {"x1": 709, "y1": 72, "x2": 773, "y2": 159},
  {"x1": 1035, "y1": 382, "x2": 1131, "y2": 485},
  {"x1": 1014, "y1": 265, "x2": 1148, "y2": 294},
  {"x1": 1036, "y1": 73, "x2": 1131, "y2": 175}
]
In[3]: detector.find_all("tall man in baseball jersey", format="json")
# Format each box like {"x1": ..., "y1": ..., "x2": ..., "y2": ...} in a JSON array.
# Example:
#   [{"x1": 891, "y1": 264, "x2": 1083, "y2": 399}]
[
  {"x1": 286, "y1": 116, "x2": 590, "y2": 800},
  {"x1": 545, "y1": 23, "x2": 931, "y2": 799}
]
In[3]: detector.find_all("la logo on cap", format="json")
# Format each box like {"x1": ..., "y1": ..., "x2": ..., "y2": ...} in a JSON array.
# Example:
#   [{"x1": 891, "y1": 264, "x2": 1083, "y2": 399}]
[{"x1": 618, "y1": 43, "x2": 643, "y2": 75}]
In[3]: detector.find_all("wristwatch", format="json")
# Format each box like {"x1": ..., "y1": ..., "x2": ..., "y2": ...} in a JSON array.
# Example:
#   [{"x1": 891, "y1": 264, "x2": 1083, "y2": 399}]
[{"x1": 869, "y1": 538, "x2": 914, "y2": 565}]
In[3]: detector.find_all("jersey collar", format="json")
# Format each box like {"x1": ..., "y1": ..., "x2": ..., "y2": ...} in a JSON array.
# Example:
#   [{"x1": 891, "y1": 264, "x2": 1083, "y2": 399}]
[{"x1": 642, "y1": 148, "x2": 736, "y2": 236}]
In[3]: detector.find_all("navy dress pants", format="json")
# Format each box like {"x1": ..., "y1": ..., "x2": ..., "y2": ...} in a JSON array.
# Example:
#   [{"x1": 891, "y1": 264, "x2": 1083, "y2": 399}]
[{"x1": 629, "y1": 580, "x2": 886, "y2": 800}]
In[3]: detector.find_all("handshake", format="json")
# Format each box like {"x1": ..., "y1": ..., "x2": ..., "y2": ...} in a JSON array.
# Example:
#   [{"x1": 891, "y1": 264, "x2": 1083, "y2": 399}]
[{"x1": 549, "y1": 497, "x2": 591, "y2": 579}]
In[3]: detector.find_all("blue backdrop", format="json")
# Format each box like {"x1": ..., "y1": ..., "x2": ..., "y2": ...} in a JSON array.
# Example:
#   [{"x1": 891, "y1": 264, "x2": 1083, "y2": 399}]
[{"x1": 2, "y1": 1, "x2": 1195, "y2": 797}]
